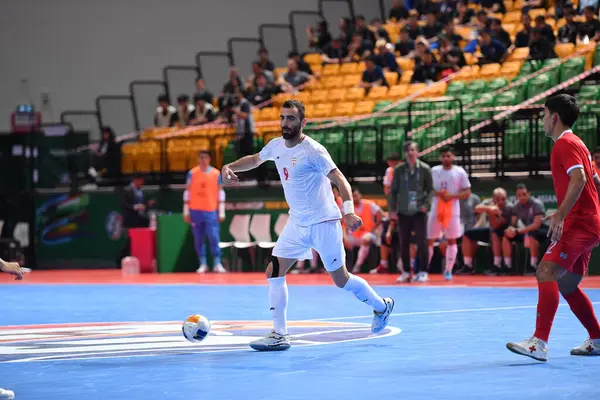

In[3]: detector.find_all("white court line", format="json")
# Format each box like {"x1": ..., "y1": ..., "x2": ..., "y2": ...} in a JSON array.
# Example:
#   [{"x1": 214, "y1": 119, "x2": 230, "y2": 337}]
[{"x1": 307, "y1": 302, "x2": 600, "y2": 322}]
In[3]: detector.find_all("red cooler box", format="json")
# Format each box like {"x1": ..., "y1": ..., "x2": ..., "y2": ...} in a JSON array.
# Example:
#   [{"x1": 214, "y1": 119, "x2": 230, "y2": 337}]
[{"x1": 129, "y1": 228, "x2": 157, "y2": 273}]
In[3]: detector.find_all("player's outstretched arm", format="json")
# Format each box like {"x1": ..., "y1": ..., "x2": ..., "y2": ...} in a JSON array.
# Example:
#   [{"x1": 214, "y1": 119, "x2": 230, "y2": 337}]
[
  {"x1": 327, "y1": 168, "x2": 362, "y2": 232},
  {"x1": 221, "y1": 154, "x2": 264, "y2": 184}
]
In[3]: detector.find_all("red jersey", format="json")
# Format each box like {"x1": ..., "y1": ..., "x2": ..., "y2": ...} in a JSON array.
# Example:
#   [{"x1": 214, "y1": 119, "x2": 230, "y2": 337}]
[{"x1": 550, "y1": 130, "x2": 600, "y2": 236}]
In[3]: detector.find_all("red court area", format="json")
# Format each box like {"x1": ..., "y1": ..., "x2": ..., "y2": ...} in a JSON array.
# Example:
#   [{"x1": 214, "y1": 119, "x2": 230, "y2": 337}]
[{"x1": 2, "y1": 270, "x2": 600, "y2": 288}]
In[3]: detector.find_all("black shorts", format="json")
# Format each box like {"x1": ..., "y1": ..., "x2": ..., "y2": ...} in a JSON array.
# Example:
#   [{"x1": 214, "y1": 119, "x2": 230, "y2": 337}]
[{"x1": 464, "y1": 225, "x2": 508, "y2": 243}]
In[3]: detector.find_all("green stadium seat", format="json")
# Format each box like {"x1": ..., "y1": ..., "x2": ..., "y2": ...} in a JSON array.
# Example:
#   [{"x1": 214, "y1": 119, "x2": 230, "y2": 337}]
[
  {"x1": 526, "y1": 74, "x2": 551, "y2": 101},
  {"x1": 446, "y1": 81, "x2": 467, "y2": 97},
  {"x1": 494, "y1": 91, "x2": 518, "y2": 107},
  {"x1": 487, "y1": 78, "x2": 508, "y2": 93},
  {"x1": 560, "y1": 57, "x2": 585, "y2": 88},
  {"x1": 578, "y1": 85, "x2": 600, "y2": 101},
  {"x1": 382, "y1": 128, "x2": 405, "y2": 160},
  {"x1": 374, "y1": 101, "x2": 392, "y2": 112},
  {"x1": 542, "y1": 58, "x2": 561, "y2": 86},
  {"x1": 466, "y1": 80, "x2": 488, "y2": 94}
]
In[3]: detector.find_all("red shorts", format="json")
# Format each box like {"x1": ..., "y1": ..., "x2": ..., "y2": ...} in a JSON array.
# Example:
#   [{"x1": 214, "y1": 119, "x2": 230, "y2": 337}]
[{"x1": 541, "y1": 229, "x2": 600, "y2": 275}]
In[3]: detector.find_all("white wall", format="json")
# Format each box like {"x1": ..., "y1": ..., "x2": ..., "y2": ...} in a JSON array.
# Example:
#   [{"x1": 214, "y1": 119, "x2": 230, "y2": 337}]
[{"x1": 0, "y1": 0, "x2": 325, "y2": 137}]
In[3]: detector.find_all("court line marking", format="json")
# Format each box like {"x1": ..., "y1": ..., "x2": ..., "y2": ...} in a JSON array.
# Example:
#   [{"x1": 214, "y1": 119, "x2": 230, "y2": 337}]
[{"x1": 308, "y1": 302, "x2": 600, "y2": 322}]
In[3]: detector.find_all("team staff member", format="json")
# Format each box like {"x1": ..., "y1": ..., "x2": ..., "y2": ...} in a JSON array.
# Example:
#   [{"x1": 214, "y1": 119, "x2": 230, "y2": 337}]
[{"x1": 184, "y1": 150, "x2": 227, "y2": 273}]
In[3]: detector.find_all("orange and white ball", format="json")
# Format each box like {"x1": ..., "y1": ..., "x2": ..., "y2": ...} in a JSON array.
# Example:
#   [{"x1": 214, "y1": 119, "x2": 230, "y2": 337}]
[{"x1": 182, "y1": 314, "x2": 211, "y2": 343}]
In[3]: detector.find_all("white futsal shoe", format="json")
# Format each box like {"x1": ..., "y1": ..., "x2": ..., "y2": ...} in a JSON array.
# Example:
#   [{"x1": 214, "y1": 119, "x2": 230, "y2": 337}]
[
  {"x1": 249, "y1": 331, "x2": 291, "y2": 351},
  {"x1": 196, "y1": 264, "x2": 208, "y2": 273},
  {"x1": 570, "y1": 338, "x2": 600, "y2": 356},
  {"x1": 371, "y1": 297, "x2": 395, "y2": 334},
  {"x1": 0, "y1": 388, "x2": 14, "y2": 400},
  {"x1": 213, "y1": 263, "x2": 227, "y2": 273},
  {"x1": 506, "y1": 336, "x2": 548, "y2": 362}
]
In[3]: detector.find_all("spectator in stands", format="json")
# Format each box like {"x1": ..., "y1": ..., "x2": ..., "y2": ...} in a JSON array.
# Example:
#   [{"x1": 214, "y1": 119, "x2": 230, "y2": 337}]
[
  {"x1": 355, "y1": 15, "x2": 376, "y2": 49},
  {"x1": 405, "y1": 10, "x2": 423, "y2": 40},
  {"x1": 592, "y1": 146, "x2": 600, "y2": 176},
  {"x1": 580, "y1": 6, "x2": 600, "y2": 42},
  {"x1": 346, "y1": 33, "x2": 373, "y2": 61},
  {"x1": 395, "y1": 28, "x2": 415, "y2": 56},
  {"x1": 175, "y1": 94, "x2": 194, "y2": 127},
  {"x1": 232, "y1": 90, "x2": 255, "y2": 158},
  {"x1": 444, "y1": 20, "x2": 464, "y2": 47},
  {"x1": 278, "y1": 59, "x2": 312, "y2": 93},
  {"x1": 521, "y1": 0, "x2": 546, "y2": 14},
  {"x1": 307, "y1": 19, "x2": 332, "y2": 51},
  {"x1": 389, "y1": 0, "x2": 409, "y2": 21},
  {"x1": 257, "y1": 47, "x2": 275, "y2": 72},
  {"x1": 412, "y1": 38, "x2": 429, "y2": 62},
  {"x1": 288, "y1": 51, "x2": 313, "y2": 75},
  {"x1": 515, "y1": 13, "x2": 533, "y2": 48},
  {"x1": 370, "y1": 18, "x2": 390, "y2": 42},
  {"x1": 220, "y1": 67, "x2": 245, "y2": 109},
  {"x1": 481, "y1": 0, "x2": 506, "y2": 13},
  {"x1": 360, "y1": 57, "x2": 389, "y2": 89},
  {"x1": 422, "y1": 11, "x2": 444, "y2": 40},
  {"x1": 415, "y1": 0, "x2": 439, "y2": 15},
  {"x1": 339, "y1": 17, "x2": 354, "y2": 48},
  {"x1": 246, "y1": 73, "x2": 277, "y2": 106},
  {"x1": 490, "y1": 18, "x2": 512, "y2": 49},
  {"x1": 559, "y1": 8, "x2": 581, "y2": 44},
  {"x1": 88, "y1": 126, "x2": 119, "y2": 182},
  {"x1": 478, "y1": 30, "x2": 508, "y2": 64},
  {"x1": 439, "y1": 0, "x2": 459, "y2": 24},
  {"x1": 534, "y1": 15, "x2": 556, "y2": 43},
  {"x1": 411, "y1": 50, "x2": 442, "y2": 83},
  {"x1": 153, "y1": 94, "x2": 176, "y2": 127},
  {"x1": 389, "y1": 140, "x2": 433, "y2": 283},
  {"x1": 454, "y1": 1, "x2": 475, "y2": 26},
  {"x1": 503, "y1": 183, "x2": 548, "y2": 275},
  {"x1": 321, "y1": 38, "x2": 349, "y2": 64},
  {"x1": 460, "y1": 187, "x2": 513, "y2": 275},
  {"x1": 529, "y1": 28, "x2": 557, "y2": 60},
  {"x1": 373, "y1": 40, "x2": 401, "y2": 77},
  {"x1": 344, "y1": 189, "x2": 384, "y2": 273},
  {"x1": 247, "y1": 61, "x2": 274, "y2": 86},
  {"x1": 473, "y1": 10, "x2": 492, "y2": 31},
  {"x1": 195, "y1": 78, "x2": 213, "y2": 104},
  {"x1": 189, "y1": 93, "x2": 216, "y2": 125},
  {"x1": 438, "y1": 37, "x2": 466, "y2": 75}
]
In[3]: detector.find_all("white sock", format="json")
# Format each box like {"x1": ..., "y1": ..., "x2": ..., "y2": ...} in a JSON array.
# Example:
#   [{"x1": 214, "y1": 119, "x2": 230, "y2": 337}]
[
  {"x1": 445, "y1": 244, "x2": 458, "y2": 273},
  {"x1": 268, "y1": 277, "x2": 288, "y2": 335},
  {"x1": 354, "y1": 245, "x2": 370, "y2": 269},
  {"x1": 343, "y1": 273, "x2": 386, "y2": 313},
  {"x1": 504, "y1": 257, "x2": 512, "y2": 268},
  {"x1": 464, "y1": 256, "x2": 473, "y2": 267},
  {"x1": 530, "y1": 257, "x2": 538, "y2": 268},
  {"x1": 494, "y1": 256, "x2": 502, "y2": 267},
  {"x1": 428, "y1": 246, "x2": 434, "y2": 265}
]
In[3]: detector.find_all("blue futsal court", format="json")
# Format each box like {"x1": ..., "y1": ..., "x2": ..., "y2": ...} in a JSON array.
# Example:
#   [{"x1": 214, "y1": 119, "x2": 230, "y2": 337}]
[{"x1": 1, "y1": 280, "x2": 599, "y2": 400}]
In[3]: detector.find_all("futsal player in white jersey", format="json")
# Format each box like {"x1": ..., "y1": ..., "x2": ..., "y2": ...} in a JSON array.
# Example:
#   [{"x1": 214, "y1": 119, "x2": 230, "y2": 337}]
[
  {"x1": 221, "y1": 100, "x2": 395, "y2": 351},
  {"x1": 427, "y1": 146, "x2": 471, "y2": 281}
]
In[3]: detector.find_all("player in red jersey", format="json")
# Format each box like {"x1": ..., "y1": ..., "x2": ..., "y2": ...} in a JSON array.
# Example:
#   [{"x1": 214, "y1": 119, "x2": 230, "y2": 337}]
[{"x1": 507, "y1": 94, "x2": 600, "y2": 362}]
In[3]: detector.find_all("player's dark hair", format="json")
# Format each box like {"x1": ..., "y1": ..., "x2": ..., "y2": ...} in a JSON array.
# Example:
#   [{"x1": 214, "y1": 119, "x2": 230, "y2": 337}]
[
  {"x1": 439, "y1": 145, "x2": 454, "y2": 154},
  {"x1": 281, "y1": 100, "x2": 306, "y2": 120},
  {"x1": 403, "y1": 140, "x2": 418, "y2": 152},
  {"x1": 198, "y1": 150, "x2": 210, "y2": 157},
  {"x1": 544, "y1": 94, "x2": 579, "y2": 127},
  {"x1": 516, "y1": 183, "x2": 528, "y2": 191}
]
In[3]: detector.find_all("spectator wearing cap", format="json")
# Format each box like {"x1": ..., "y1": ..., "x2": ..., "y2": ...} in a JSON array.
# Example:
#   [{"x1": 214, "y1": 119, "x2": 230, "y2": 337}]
[
  {"x1": 490, "y1": 18, "x2": 512, "y2": 49},
  {"x1": 529, "y1": 28, "x2": 557, "y2": 60},
  {"x1": 307, "y1": 20, "x2": 332, "y2": 51},
  {"x1": 373, "y1": 39, "x2": 401, "y2": 77},
  {"x1": 515, "y1": 13, "x2": 533, "y2": 48},
  {"x1": 395, "y1": 28, "x2": 415, "y2": 56},
  {"x1": 154, "y1": 94, "x2": 176, "y2": 127},
  {"x1": 411, "y1": 50, "x2": 442, "y2": 83},
  {"x1": 422, "y1": 11, "x2": 444, "y2": 40},
  {"x1": 190, "y1": 93, "x2": 216, "y2": 125},
  {"x1": 194, "y1": 78, "x2": 213, "y2": 104},
  {"x1": 359, "y1": 57, "x2": 389, "y2": 89},
  {"x1": 579, "y1": 6, "x2": 600, "y2": 42},
  {"x1": 412, "y1": 38, "x2": 430, "y2": 63},
  {"x1": 478, "y1": 30, "x2": 507, "y2": 64},
  {"x1": 278, "y1": 59, "x2": 313, "y2": 93},
  {"x1": 558, "y1": 7, "x2": 581, "y2": 44},
  {"x1": 257, "y1": 48, "x2": 275, "y2": 72},
  {"x1": 288, "y1": 51, "x2": 313, "y2": 75},
  {"x1": 175, "y1": 94, "x2": 195, "y2": 127},
  {"x1": 389, "y1": 0, "x2": 409, "y2": 21}
]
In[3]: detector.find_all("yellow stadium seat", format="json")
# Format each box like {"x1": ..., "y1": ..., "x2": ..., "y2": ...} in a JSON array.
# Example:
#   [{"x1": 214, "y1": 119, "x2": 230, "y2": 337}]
[
  {"x1": 304, "y1": 104, "x2": 315, "y2": 119},
  {"x1": 555, "y1": 43, "x2": 575, "y2": 58},
  {"x1": 121, "y1": 143, "x2": 137, "y2": 174},
  {"x1": 502, "y1": 23, "x2": 517, "y2": 36},
  {"x1": 556, "y1": 18, "x2": 567, "y2": 29},
  {"x1": 503, "y1": 11, "x2": 522, "y2": 23},
  {"x1": 407, "y1": 83, "x2": 427, "y2": 97},
  {"x1": 454, "y1": 65, "x2": 480, "y2": 81},
  {"x1": 313, "y1": 103, "x2": 333, "y2": 119},
  {"x1": 345, "y1": 87, "x2": 366, "y2": 101},
  {"x1": 272, "y1": 93, "x2": 292, "y2": 107},
  {"x1": 508, "y1": 47, "x2": 529, "y2": 61},
  {"x1": 167, "y1": 140, "x2": 190, "y2": 172},
  {"x1": 500, "y1": 61, "x2": 522, "y2": 75},
  {"x1": 357, "y1": 61, "x2": 366, "y2": 72},
  {"x1": 576, "y1": 42, "x2": 596, "y2": 70},
  {"x1": 386, "y1": 84, "x2": 408, "y2": 100},
  {"x1": 292, "y1": 91, "x2": 311, "y2": 104},
  {"x1": 339, "y1": 63, "x2": 359, "y2": 75},
  {"x1": 480, "y1": 63, "x2": 501, "y2": 79},
  {"x1": 455, "y1": 26, "x2": 473, "y2": 40},
  {"x1": 332, "y1": 102, "x2": 355, "y2": 117},
  {"x1": 303, "y1": 53, "x2": 322, "y2": 65},
  {"x1": 400, "y1": 70, "x2": 414, "y2": 84},
  {"x1": 342, "y1": 74, "x2": 362, "y2": 87},
  {"x1": 327, "y1": 88, "x2": 347, "y2": 102},
  {"x1": 424, "y1": 83, "x2": 447, "y2": 97},
  {"x1": 322, "y1": 64, "x2": 340, "y2": 76},
  {"x1": 259, "y1": 107, "x2": 279, "y2": 122},
  {"x1": 323, "y1": 76, "x2": 344, "y2": 88},
  {"x1": 528, "y1": 8, "x2": 546, "y2": 20},
  {"x1": 384, "y1": 71, "x2": 399, "y2": 86},
  {"x1": 310, "y1": 89, "x2": 329, "y2": 104},
  {"x1": 353, "y1": 100, "x2": 375, "y2": 115},
  {"x1": 366, "y1": 86, "x2": 389, "y2": 100},
  {"x1": 274, "y1": 67, "x2": 287, "y2": 79},
  {"x1": 396, "y1": 57, "x2": 415, "y2": 71}
]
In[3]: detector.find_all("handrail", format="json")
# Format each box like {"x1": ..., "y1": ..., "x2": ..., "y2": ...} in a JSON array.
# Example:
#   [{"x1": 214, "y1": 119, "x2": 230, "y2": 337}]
[
  {"x1": 318, "y1": 0, "x2": 355, "y2": 21},
  {"x1": 95, "y1": 95, "x2": 139, "y2": 132},
  {"x1": 60, "y1": 110, "x2": 101, "y2": 133},
  {"x1": 195, "y1": 51, "x2": 233, "y2": 79},
  {"x1": 129, "y1": 80, "x2": 169, "y2": 129},
  {"x1": 226, "y1": 37, "x2": 264, "y2": 67},
  {"x1": 288, "y1": 10, "x2": 322, "y2": 53}
]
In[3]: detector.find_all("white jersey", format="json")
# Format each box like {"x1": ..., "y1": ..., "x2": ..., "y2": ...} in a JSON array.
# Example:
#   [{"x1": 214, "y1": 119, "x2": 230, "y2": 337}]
[
  {"x1": 430, "y1": 165, "x2": 471, "y2": 217},
  {"x1": 259, "y1": 136, "x2": 342, "y2": 226}
]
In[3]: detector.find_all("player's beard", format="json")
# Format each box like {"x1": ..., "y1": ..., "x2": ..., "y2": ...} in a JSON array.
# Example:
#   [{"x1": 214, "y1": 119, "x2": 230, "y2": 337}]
[{"x1": 282, "y1": 124, "x2": 301, "y2": 140}]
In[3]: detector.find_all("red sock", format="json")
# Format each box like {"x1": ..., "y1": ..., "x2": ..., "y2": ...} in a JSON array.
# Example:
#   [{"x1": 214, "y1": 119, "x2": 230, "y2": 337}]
[
  {"x1": 533, "y1": 281, "x2": 560, "y2": 342},
  {"x1": 563, "y1": 287, "x2": 600, "y2": 340}
]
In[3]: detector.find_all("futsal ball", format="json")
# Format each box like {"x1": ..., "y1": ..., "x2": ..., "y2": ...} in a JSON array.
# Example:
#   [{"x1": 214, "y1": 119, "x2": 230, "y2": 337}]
[{"x1": 182, "y1": 314, "x2": 211, "y2": 343}]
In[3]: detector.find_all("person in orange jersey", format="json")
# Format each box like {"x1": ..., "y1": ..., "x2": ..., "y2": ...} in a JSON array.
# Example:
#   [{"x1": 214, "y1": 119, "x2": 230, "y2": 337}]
[
  {"x1": 184, "y1": 150, "x2": 227, "y2": 273},
  {"x1": 344, "y1": 189, "x2": 384, "y2": 273}
]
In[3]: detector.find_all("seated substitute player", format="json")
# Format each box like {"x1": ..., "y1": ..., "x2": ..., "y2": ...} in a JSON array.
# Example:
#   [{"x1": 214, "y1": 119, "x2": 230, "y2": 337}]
[
  {"x1": 221, "y1": 100, "x2": 395, "y2": 351},
  {"x1": 507, "y1": 94, "x2": 600, "y2": 361},
  {"x1": 427, "y1": 146, "x2": 471, "y2": 280},
  {"x1": 345, "y1": 189, "x2": 384, "y2": 273}
]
